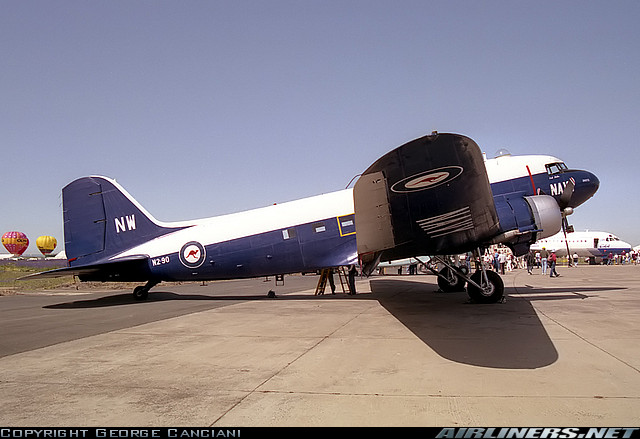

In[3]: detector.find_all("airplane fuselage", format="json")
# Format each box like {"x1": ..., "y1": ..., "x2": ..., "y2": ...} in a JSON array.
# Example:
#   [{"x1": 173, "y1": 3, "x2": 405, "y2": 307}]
[
  {"x1": 109, "y1": 152, "x2": 598, "y2": 282},
  {"x1": 531, "y1": 231, "x2": 632, "y2": 259},
  {"x1": 121, "y1": 189, "x2": 359, "y2": 281},
  {"x1": 29, "y1": 133, "x2": 600, "y2": 303}
]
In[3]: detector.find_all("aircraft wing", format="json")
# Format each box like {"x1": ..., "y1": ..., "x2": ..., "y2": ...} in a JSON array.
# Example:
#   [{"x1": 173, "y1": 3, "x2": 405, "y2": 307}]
[
  {"x1": 19, "y1": 255, "x2": 151, "y2": 282},
  {"x1": 354, "y1": 133, "x2": 500, "y2": 270}
]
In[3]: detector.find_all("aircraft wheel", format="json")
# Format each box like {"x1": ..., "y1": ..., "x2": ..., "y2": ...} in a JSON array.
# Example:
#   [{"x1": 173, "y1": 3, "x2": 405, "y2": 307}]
[
  {"x1": 437, "y1": 267, "x2": 466, "y2": 292},
  {"x1": 133, "y1": 286, "x2": 149, "y2": 301},
  {"x1": 467, "y1": 270, "x2": 504, "y2": 304}
]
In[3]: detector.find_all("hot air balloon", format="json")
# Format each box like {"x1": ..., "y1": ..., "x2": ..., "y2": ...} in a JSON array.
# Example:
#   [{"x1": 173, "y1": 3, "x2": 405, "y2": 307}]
[
  {"x1": 36, "y1": 235, "x2": 57, "y2": 257},
  {"x1": 2, "y1": 231, "x2": 29, "y2": 257}
]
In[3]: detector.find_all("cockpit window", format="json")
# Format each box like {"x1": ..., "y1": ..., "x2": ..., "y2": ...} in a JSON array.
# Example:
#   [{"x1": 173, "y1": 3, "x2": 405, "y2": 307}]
[{"x1": 545, "y1": 162, "x2": 568, "y2": 175}]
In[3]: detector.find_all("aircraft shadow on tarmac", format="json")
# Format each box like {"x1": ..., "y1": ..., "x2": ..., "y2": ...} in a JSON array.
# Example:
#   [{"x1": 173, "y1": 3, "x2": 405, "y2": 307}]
[
  {"x1": 368, "y1": 278, "x2": 625, "y2": 370},
  {"x1": 43, "y1": 291, "x2": 287, "y2": 309},
  {"x1": 43, "y1": 278, "x2": 627, "y2": 370},
  {"x1": 509, "y1": 283, "x2": 626, "y2": 299}
]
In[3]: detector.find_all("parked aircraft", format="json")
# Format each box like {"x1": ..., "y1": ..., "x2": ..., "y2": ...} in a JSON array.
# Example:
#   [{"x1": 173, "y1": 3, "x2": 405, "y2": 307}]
[
  {"x1": 24, "y1": 132, "x2": 599, "y2": 303},
  {"x1": 377, "y1": 256, "x2": 432, "y2": 273},
  {"x1": 531, "y1": 230, "x2": 632, "y2": 262}
]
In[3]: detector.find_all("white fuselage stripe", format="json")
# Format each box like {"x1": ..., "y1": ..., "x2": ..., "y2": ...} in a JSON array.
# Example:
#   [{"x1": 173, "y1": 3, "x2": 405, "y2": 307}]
[
  {"x1": 484, "y1": 154, "x2": 561, "y2": 184},
  {"x1": 116, "y1": 189, "x2": 355, "y2": 259},
  {"x1": 112, "y1": 154, "x2": 562, "y2": 260}
]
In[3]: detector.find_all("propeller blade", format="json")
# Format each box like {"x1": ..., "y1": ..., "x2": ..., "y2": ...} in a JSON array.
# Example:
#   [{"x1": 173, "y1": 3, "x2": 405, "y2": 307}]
[{"x1": 559, "y1": 177, "x2": 576, "y2": 208}]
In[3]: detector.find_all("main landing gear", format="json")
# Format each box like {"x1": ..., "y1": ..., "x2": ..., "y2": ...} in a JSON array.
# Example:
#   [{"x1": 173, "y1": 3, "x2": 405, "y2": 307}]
[
  {"x1": 466, "y1": 269, "x2": 504, "y2": 304},
  {"x1": 133, "y1": 280, "x2": 160, "y2": 301},
  {"x1": 432, "y1": 251, "x2": 505, "y2": 304}
]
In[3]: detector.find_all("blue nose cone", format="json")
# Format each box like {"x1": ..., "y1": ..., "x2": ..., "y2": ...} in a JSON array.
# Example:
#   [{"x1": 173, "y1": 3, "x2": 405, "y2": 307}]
[{"x1": 570, "y1": 170, "x2": 599, "y2": 208}]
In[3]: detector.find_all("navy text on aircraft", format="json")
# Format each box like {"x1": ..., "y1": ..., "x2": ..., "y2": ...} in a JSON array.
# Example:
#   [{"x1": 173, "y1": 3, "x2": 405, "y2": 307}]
[{"x1": 26, "y1": 132, "x2": 599, "y2": 303}]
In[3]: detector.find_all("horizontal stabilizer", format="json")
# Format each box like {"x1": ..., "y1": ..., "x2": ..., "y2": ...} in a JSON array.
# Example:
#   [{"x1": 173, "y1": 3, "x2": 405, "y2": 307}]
[{"x1": 19, "y1": 255, "x2": 151, "y2": 282}]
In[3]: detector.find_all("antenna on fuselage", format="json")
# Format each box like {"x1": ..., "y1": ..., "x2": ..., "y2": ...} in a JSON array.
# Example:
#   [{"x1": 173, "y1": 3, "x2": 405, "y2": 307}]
[{"x1": 495, "y1": 148, "x2": 511, "y2": 158}]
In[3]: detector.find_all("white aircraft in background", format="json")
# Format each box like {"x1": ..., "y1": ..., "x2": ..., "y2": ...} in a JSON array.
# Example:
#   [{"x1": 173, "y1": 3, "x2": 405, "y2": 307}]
[
  {"x1": 377, "y1": 256, "x2": 432, "y2": 272},
  {"x1": 530, "y1": 230, "x2": 631, "y2": 262}
]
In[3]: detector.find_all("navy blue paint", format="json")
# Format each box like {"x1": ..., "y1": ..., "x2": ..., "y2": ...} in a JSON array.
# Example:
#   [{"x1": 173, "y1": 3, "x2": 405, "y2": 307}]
[
  {"x1": 491, "y1": 169, "x2": 599, "y2": 209},
  {"x1": 149, "y1": 217, "x2": 357, "y2": 282},
  {"x1": 63, "y1": 178, "x2": 106, "y2": 258},
  {"x1": 63, "y1": 177, "x2": 187, "y2": 267}
]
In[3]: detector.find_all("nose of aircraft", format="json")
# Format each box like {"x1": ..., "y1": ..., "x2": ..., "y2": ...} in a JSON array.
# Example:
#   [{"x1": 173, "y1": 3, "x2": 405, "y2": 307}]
[{"x1": 569, "y1": 170, "x2": 600, "y2": 208}]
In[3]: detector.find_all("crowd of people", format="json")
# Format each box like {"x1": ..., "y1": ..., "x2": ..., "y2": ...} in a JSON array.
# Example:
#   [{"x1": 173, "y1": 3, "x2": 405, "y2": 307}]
[
  {"x1": 482, "y1": 247, "x2": 526, "y2": 275},
  {"x1": 601, "y1": 251, "x2": 638, "y2": 265},
  {"x1": 480, "y1": 245, "x2": 640, "y2": 278},
  {"x1": 381, "y1": 245, "x2": 639, "y2": 278}
]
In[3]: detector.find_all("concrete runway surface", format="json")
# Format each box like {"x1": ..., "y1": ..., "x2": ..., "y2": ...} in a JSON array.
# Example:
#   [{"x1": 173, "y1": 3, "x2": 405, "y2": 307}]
[{"x1": 0, "y1": 264, "x2": 638, "y2": 426}]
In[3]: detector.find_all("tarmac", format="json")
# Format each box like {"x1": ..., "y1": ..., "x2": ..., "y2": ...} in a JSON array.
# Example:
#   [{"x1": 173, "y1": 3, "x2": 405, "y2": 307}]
[{"x1": 0, "y1": 264, "x2": 639, "y2": 426}]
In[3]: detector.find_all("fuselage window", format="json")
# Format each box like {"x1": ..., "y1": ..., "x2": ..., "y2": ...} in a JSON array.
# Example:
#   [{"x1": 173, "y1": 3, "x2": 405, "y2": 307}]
[
  {"x1": 313, "y1": 222, "x2": 326, "y2": 233},
  {"x1": 282, "y1": 227, "x2": 297, "y2": 240},
  {"x1": 338, "y1": 214, "x2": 356, "y2": 236}
]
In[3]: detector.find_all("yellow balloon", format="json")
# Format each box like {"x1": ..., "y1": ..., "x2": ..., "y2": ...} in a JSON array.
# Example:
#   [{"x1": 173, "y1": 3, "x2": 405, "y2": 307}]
[{"x1": 36, "y1": 235, "x2": 57, "y2": 256}]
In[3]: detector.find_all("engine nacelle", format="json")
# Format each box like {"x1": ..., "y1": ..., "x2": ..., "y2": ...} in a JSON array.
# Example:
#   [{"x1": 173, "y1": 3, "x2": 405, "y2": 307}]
[
  {"x1": 493, "y1": 194, "x2": 562, "y2": 255},
  {"x1": 525, "y1": 195, "x2": 563, "y2": 240}
]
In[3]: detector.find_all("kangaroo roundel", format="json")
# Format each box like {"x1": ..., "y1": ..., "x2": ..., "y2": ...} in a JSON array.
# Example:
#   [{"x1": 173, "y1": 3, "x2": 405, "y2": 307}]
[
  {"x1": 391, "y1": 166, "x2": 464, "y2": 193},
  {"x1": 179, "y1": 241, "x2": 206, "y2": 268}
]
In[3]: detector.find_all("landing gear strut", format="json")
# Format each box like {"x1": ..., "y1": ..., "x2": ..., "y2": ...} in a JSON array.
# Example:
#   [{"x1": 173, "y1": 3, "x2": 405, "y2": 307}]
[
  {"x1": 133, "y1": 280, "x2": 160, "y2": 301},
  {"x1": 431, "y1": 250, "x2": 505, "y2": 303}
]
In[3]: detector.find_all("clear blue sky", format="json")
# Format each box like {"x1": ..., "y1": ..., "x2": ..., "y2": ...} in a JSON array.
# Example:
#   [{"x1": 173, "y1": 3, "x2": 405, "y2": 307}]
[{"x1": 2, "y1": 1, "x2": 639, "y2": 256}]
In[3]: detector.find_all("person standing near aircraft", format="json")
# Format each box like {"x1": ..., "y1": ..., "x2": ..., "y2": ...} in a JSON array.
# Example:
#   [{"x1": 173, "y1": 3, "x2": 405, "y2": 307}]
[
  {"x1": 348, "y1": 265, "x2": 357, "y2": 294},
  {"x1": 540, "y1": 248, "x2": 549, "y2": 275},
  {"x1": 526, "y1": 251, "x2": 535, "y2": 275},
  {"x1": 328, "y1": 268, "x2": 336, "y2": 294},
  {"x1": 484, "y1": 252, "x2": 493, "y2": 270},
  {"x1": 549, "y1": 251, "x2": 560, "y2": 277}
]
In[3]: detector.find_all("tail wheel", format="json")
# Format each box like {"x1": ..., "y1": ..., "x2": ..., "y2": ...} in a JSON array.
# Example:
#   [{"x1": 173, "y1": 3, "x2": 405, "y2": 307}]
[
  {"x1": 467, "y1": 270, "x2": 504, "y2": 303},
  {"x1": 437, "y1": 267, "x2": 466, "y2": 292},
  {"x1": 133, "y1": 286, "x2": 149, "y2": 301},
  {"x1": 132, "y1": 280, "x2": 159, "y2": 301}
]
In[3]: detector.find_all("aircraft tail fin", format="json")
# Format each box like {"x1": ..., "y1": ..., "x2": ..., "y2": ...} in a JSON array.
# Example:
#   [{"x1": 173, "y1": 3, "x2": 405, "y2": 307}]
[{"x1": 63, "y1": 176, "x2": 185, "y2": 266}]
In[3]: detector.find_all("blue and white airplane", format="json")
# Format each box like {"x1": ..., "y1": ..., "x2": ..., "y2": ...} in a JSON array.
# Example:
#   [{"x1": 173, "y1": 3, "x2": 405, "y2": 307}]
[
  {"x1": 26, "y1": 132, "x2": 599, "y2": 303},
  {"x1": 531, "y1": 230, "x2": 632, "y2": 262}
]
